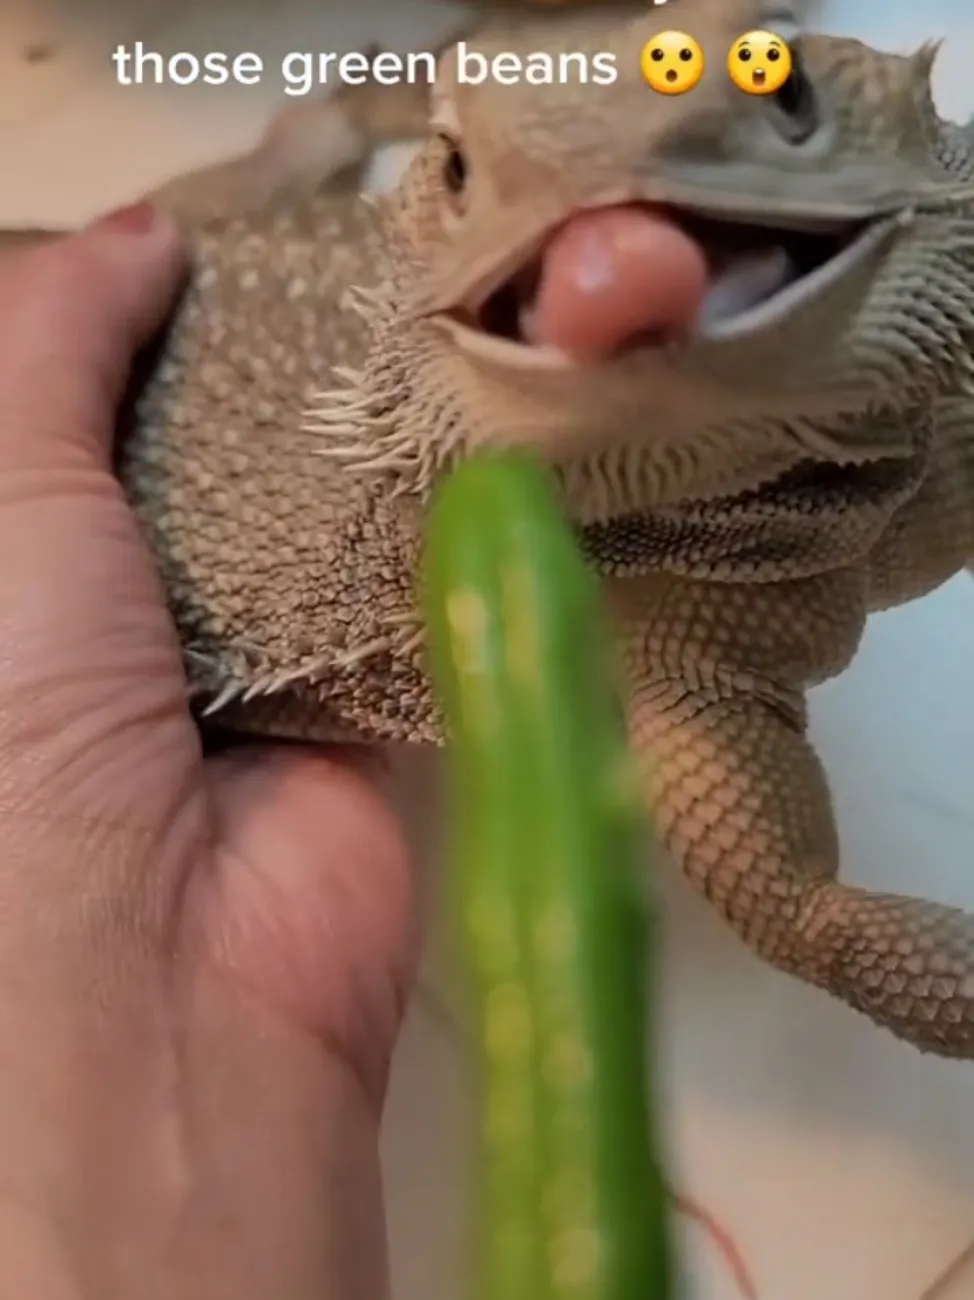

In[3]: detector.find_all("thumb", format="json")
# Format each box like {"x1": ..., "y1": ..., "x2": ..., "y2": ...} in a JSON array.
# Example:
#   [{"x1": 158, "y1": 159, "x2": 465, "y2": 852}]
[
  {"x1": 0, "y1": 202, "x2": 184, "y2": 473},
  {"x1": 199, "y1": 746, "x2": 418, "y2": 1108}
]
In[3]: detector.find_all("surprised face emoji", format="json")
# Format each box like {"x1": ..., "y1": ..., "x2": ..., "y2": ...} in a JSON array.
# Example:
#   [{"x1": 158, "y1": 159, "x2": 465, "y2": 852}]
[
  {"x1": 640, "y1": 32, "x2": 705, "y2": 96},
  {"x1": 727, "y1": 30, "x2": 792, "y2": 94}
]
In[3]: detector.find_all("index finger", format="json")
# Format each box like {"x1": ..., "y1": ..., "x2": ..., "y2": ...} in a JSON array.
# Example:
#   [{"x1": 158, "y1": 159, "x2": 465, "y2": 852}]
[{"x1": 0, "y1": 204, "x2": 185, "y2": 475}]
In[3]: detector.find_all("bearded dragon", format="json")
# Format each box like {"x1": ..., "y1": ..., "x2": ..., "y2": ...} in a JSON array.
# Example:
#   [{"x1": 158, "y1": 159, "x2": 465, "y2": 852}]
[{"x1": 12, "y1": 0, "x2": 974, "y2": 1057}]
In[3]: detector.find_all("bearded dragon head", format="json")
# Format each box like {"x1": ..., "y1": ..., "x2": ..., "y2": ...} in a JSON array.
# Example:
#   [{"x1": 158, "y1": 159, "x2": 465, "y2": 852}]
[{"x1": 308, "y1": 0, "x2": 974, "y2": 519}]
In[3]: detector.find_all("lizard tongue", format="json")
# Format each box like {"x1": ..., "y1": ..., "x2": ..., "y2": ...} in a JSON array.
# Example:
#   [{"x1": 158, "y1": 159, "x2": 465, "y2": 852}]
[{"x1": 522, "y1": 205, "x2": 709, "y2": 361}]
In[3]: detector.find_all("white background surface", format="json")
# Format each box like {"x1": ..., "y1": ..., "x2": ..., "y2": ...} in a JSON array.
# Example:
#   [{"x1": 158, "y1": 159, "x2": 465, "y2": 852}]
[{"x1": 2, "y1": 1, "x2": 974, "y2": 1296}]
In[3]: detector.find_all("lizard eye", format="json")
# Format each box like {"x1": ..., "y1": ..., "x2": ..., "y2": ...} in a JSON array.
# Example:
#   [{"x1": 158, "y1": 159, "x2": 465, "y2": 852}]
[
  {"x1": 438, "y1": 134, "x2": 468, "y2": 198},
  {"x1": 770, "y1": 47, "x2": 818, "y2": 144}
]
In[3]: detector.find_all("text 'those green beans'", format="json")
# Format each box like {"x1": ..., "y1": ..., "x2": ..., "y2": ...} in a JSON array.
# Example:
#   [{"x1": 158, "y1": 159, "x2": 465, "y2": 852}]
[{"x1": 421, "y1": 452, "x2": 676, "y2": 1300}]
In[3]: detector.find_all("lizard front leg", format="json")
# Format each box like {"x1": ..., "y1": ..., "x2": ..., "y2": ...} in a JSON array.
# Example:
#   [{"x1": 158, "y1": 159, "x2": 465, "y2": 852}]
[{"x1": 613, "y1": 569, "x2": 974, "y2": 1057}]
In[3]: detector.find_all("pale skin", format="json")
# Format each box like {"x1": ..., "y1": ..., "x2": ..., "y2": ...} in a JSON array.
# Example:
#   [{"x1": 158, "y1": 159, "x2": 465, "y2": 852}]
[{"x1": 0, "y1": 204, "x2": 416, "y2": 1298}]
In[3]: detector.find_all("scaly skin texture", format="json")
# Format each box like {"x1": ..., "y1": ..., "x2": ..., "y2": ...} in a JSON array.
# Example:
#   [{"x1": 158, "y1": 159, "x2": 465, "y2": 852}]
[{"x1": 40, "y1": 0, "x2": 974, "y2": 1055}]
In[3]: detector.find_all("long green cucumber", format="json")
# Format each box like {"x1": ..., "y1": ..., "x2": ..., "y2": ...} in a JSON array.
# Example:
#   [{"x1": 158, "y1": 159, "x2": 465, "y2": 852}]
[{"x1": 421, "y1": 452, "x2": 675, "y2": 1300}]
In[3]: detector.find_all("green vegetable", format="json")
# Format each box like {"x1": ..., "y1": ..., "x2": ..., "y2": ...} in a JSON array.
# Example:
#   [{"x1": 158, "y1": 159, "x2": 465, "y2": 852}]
[{"x1": 421, "y1": 452, "x2": 675, "y2": 1300}]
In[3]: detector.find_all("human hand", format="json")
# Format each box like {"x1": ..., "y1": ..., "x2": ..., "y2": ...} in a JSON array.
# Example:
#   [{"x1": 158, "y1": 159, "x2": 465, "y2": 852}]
[{"x1": 0, "y1": 204, "x2": 416, "y2": 1299}]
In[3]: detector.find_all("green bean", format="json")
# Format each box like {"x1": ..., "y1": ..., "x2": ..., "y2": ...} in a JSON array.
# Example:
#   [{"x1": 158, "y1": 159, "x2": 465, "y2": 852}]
[{"x1": 421, "y1": 452, "x2": 675, "y2": 1300}]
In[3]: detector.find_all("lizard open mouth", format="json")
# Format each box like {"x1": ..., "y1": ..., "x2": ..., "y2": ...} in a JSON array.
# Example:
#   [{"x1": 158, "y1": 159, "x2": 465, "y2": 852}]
[
  {"x1": 658, "y1": 207, "x2": 870, "y2": 335},
  {"x1": 444, "y1": 203, "x2": 875, "y2": 363}
]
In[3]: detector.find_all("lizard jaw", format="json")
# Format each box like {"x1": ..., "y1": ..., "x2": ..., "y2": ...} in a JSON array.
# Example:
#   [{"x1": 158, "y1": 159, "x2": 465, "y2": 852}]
[{"x1": 434, "y1": 204, "x2": 883, "y2": 367}]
